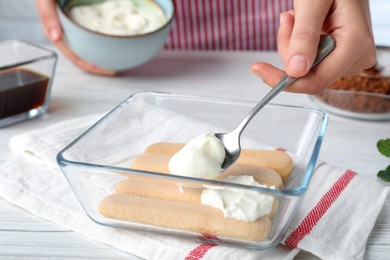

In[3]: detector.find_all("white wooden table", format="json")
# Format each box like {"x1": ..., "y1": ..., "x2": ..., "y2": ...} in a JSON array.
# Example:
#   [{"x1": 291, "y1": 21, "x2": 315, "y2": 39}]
[{"x1": 0, "y1": 49, "x2": 389, "y2": 259}]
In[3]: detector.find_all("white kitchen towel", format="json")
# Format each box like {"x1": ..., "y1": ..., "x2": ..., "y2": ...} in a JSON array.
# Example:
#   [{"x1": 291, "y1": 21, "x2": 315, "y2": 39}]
[{"x1": 0, "y1": 112, "x2": 388, "y2": 260}]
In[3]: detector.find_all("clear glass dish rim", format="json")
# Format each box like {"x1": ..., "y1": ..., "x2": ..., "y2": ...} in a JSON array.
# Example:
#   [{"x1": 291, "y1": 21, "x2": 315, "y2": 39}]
[
  {"x1": 0, "y1": 39, "x2": 58, "y2": 71},
  {"x1": 57, "y1": 91, "x2": 328, "y2": 197}
]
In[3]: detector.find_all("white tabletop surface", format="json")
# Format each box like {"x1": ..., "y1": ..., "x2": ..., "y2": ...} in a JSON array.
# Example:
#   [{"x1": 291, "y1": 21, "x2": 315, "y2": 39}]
[{"x1": 0, "y1": 48, "x2": 389, "y2": 259}]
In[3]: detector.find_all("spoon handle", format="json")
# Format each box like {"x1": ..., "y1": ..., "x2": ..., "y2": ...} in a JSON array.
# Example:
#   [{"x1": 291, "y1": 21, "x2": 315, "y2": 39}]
[{"x1": 234, "y1": 34, "x2": 335, "y2": 135}]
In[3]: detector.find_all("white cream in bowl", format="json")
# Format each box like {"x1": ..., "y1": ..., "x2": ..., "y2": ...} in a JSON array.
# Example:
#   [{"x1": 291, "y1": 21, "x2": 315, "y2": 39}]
[{"x1": 69, "y1": 0, "x2": 168, "y2": 36}]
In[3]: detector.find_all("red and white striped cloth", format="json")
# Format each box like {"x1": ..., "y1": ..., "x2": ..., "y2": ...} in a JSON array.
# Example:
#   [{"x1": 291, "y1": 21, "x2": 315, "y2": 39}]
[
  {"x1": 0, "y1": 113, "x2": 388, "y2": 260},
  {"x1": 183, "y1": 165, "x2": 388, "y2": 260},
  {"x1": 165, "y1": 0, "x2": 293, "y2": 51}
]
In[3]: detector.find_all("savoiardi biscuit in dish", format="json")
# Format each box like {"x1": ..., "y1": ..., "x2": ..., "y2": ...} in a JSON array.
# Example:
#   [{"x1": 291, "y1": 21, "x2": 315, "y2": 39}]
[
  {"x1": 131, "y1": 153, "x2": 171, "y2": 174},
  {"x1": 98, "y1": 141, "x2": 291, "y2": 241},
  {"x1": 237, "y1": 149, "x2": 293, "y2": 181},
  {"x1": 144, "y1": 142, "x2": 185, "y2": 156},
  {"x1": 217, "y1": 163, "x2": 284, "y2": 189},
  {"x1": 143, "y1": 142, "x2": 293, "y2": 180},
  {"x1": 129, "y1": 151, "x2": 285, "y2": 184},
  {"x1": 115, "y1": 173, "x2": 202, "y2": 204},
  {"x1": 99, "y1": 193, "x2": 272, "y2": 241},
  {"x1": 116, "y1": 154, "x2": 283, "y2": 203}
]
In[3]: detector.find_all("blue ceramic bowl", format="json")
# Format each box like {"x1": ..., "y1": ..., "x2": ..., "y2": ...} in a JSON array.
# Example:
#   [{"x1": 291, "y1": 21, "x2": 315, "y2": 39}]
[{"x1": 57, "y1": 0, "x2": 174, "y2": 71}]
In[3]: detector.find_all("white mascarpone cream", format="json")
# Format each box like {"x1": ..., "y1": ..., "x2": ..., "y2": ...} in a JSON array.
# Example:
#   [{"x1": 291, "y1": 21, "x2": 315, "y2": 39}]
[
  {"x1": 201, "y1": 175, "x2": 275, "y2": 222},
  {"x1": 169, "y1": 131, "x2": 274, "y2": 222},
  {"x1": 168, "y1": 132, "x2": 225, "y2": 179},
  {"x1": 69, "y1": 0, "x2": 167, "y2": 36}
]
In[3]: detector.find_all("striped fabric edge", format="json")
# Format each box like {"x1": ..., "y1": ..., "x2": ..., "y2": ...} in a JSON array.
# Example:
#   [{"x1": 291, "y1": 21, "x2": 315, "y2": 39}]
[
  {"x1": 182, "y1": 147, "x2": 284, "y2": 259},
  {"x1": 184, "y1": 243, "x2": 217, "y2": 260},
  {"x1": 284, "y1": 169, "x2": 357, "y2": 248},
  {"x1": 183, "y1": 169, "x2": 357, "y2": 259}
]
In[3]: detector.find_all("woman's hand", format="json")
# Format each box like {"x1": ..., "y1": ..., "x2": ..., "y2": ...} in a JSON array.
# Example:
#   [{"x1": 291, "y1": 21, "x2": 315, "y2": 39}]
[
  {"x1": 251, "y1": 0, "x2": 376, "y2": 94},
  {"x1": 35, "y1": 0, "x2": 115, "y2": 75}
]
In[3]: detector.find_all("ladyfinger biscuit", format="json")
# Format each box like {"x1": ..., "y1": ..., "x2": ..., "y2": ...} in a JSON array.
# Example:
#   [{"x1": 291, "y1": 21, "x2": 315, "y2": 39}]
[
  {"x1": 131, "y1": 153, "x2": 171, "y2": 174},
  {"x1": 144, "y1": 142, "x2": 184, "y2": 156},
  {"x1": 131, "y1": 151, "x2": 284, "y2": 188},
  {"x1": 143, "y1": 142, "x2": 293, "y2": 180},
  {"x1": 217, "y1": 163, "x2": 283, "y2": 189},
  {"x1": 117, "y1": 160, "x2": 281, "y2": 204},
  {"x1": 99, "y1": 193, "x2": 272, "y2": 241},
  {"x1": 119, "y1": 153, "x2": 281, "y2": 218},
  {"x1": 126, "y1": 153, "x2": 202, "y2": 203},
  {"x1": 238, "y1": 149, "x2": 293, "y2": 181},
  {"x1": 115, "y1": 176, "x2": 202, "y2": 204}
]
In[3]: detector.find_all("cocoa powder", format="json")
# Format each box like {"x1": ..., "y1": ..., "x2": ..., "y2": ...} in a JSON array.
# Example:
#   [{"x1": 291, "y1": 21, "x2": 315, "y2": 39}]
[{"x1": 317, "y1": 65, "x2": 390, "y2": 114}]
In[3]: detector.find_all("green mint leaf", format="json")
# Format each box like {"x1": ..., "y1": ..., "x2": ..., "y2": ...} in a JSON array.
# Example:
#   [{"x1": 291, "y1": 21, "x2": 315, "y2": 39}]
[
  {"x1": 377, "y1": 139, "x2": 390, "y2": 158},
  {"x1": 377, "y1": 166, "x2": 390, "y2": 182}
]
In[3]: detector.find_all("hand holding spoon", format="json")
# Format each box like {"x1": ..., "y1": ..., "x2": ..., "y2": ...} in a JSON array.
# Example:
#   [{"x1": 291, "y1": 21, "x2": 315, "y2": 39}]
[{"x1": 216, "y1": 34, "x2": 335, "y2": 171}]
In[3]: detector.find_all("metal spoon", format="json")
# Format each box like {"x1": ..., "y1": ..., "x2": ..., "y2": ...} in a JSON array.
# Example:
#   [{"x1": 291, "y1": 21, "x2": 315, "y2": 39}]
[{"x1": 216, "y1": 34, "x2": 335, "y2": 171}]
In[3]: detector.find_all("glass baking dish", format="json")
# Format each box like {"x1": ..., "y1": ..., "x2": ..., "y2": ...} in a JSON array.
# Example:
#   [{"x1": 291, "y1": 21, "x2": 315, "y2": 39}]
[{"x1": 57, "y1": 92, "x2": 328, "y2": 250}]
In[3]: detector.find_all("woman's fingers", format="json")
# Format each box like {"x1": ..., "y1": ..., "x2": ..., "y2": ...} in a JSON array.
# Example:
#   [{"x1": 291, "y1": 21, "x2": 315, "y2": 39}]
[
  {"x1": 35, "y1": 0, "x2": 62, "y2": 42},
  {"x1": 277, "y1": 11, "x2": 294, "y2": 65},
  {"x1": 251, "y1": 63, "x2": 286, "y2": 89},
  {"x1": 285, "y1": 0, "x2": 333, "y2": 77},
  {"x1": 251, "y1": 61, "x2": 328, "y2": 95},
  {"x1": 251, "y1": 31, "x2": 375, "y2": 95},
  {"x1": 56, "y1": 41, "x2": 116, "y2": 76},
  {"x1": 35, "y1": 0, "x2": 115, "y2": 76}
]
